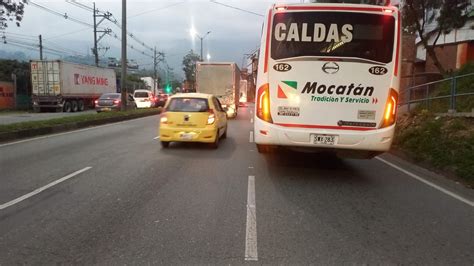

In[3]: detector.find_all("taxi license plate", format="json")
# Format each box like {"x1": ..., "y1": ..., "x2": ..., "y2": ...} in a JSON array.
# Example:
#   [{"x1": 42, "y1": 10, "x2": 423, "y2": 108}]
[
  {"x1": 312, "y1": 134, "x2": 337, "y2": 145},
  {"x1": 180, "y1": 133, "x2": 193, "y2": 140}
]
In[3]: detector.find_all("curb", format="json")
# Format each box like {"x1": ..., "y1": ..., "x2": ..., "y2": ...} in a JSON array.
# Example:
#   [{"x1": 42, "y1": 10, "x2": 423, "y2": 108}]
[{"x1": 0, "y1": 110, "x2": 161, "y2": 143}]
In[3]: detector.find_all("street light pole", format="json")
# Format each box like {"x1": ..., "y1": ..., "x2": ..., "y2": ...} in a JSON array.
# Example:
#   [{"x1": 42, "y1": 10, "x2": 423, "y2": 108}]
[
  {"x1": 200, "y1": 37, "x2": 203, "y2": 62},
  {"x1": 194, "y1": 31, "x2": 211, "y2": 61}
]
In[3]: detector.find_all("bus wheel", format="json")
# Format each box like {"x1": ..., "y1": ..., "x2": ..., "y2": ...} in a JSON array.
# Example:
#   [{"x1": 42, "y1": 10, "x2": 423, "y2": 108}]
[
  {"x1": 77, "y1": 100, "x2": 85, "y2": 111},
  {"x1": 71, "y1": 100, "x2": 78, "y2": 112},
  {"x1": 63, "y1": 101, "x2": 72, "y2": 112},
  {"x1": 256, "y1": 144, "x2": 272, "y2": 153}
]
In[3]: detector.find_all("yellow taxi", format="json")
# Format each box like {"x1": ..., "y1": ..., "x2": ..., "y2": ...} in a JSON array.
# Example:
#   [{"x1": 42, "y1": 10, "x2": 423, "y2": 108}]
[{"x1": 159, "y1": 93, "x2": 228, "y2": 148}]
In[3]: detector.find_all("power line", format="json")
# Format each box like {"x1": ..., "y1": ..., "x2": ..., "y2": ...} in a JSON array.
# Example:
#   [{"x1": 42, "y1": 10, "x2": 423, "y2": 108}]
[
  {"x1": 45, "y1": 27, "x2": 92, "y2": 40},
  {"x1": 109, "y1": 31, "x2": 154, "y2": 58},
  {"x1": 2, "y1": 31, "x2": 38, "y2": 39},
  {"x1": 209, "y1": 0, "x2": 264, "y2": 17},
  {"x1": 65, "y1": 0, "x2": 94, "y2": 12},
  {"x1": 3, "y1": 36, "x2": 87, "y2": 57},
  {"x1": 109, "y1": 14, "x2": 154, "y2": 52},
  {"x1": 29, "y1": 1, "x2": 94, "y2": 28},
  {"x1": 128, "y1": 1, "x2": 186, "y2": 18},
  {"x1": 66, "y1": 0, "x2": 155, "y2": 54},
  {"x1": 42, "y1": 40, "x2": 88, "y2": 56}
]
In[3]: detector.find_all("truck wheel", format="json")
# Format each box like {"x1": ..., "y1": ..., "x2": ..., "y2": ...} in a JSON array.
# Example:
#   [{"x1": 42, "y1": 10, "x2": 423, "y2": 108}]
[
  {"x1": 71, "y1": 100, "x2": 78, "y2": 112},
  {"x1": 161, "y1": 141, "x2": 170, "y2": 148},
  {"x1": 77, "y1": 100, "x2": 85, "y2": 111},
  {"x1": 63, "y1": 101, "x2": 72, "y2": 112}
]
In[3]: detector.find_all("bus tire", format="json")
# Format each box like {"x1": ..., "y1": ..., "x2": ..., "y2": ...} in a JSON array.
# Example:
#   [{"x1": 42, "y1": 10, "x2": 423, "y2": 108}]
[
  {"x1": 71, "y1": 100, "x2": 78, "y2": 112},
  {"x1": 77, "y1": 100, "x2": 85, "y2": 111},
  {"x1": 63, "y1": 101, "x2": 72, "y2": 112},
  {"x1": 256, "y1": 144, "x2": 272, "y2": 153}
]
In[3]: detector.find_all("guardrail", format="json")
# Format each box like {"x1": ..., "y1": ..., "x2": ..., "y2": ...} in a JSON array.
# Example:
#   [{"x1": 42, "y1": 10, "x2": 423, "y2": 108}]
[{"x1": 400, "y1": 73, "x2": 474, "y2": 113}]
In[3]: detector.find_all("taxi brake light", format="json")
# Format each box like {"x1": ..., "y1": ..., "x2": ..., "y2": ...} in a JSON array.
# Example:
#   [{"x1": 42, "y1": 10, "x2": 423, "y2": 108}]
[{"x1": 207, "y1": 109, "x2": 216, "y2": 125}]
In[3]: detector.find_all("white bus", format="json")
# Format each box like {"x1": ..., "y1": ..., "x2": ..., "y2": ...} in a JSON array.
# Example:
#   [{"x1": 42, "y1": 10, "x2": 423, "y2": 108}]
[{"x1": 254, "y1": 2, "x2": 401, "y2": 158}]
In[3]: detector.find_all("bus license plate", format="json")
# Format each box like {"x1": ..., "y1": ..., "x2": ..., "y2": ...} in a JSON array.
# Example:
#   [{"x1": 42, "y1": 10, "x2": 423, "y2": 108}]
[{"x1": 312, "y1": 134, "x2": 337, "y2": 145}]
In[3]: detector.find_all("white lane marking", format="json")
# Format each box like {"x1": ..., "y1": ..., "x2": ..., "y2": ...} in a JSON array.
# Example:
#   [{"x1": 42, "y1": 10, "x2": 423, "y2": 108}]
[
  {"x1": 0, "y1": 115, "x2": 156, "y2": 148},
  {"x1": 245, "y1": 175, "x2": 258, "y2": 261},
  {"x1": 248, "y1": 166, "x2": 254, "y2": 169},
  {"x1": 376, "y1": 157, "x2": 474, "y2": 207},
  {"x1": 250, "y1": 118, "x2": 254, "y2": 123},
  {"x1": 249, "y1": 131, "x2": 254, "y2": 143},
  {"x1": 0, "y1": 167, "x2": 92, "y2": 210},
  {"x1": 153, "y1": 136, "x2": 160, "y2": 140}
]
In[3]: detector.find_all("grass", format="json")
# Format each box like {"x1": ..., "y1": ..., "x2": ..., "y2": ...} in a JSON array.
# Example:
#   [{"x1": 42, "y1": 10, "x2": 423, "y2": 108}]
[
  {"x1": 394, "y1": 110, "x2": 474, "y2": 188},
  {"x1": 0, "y1": 109, "x2": 29, "y2": 115},
  {"x1": 0, "y1": 108, "x2": 161, "y2": 134}
]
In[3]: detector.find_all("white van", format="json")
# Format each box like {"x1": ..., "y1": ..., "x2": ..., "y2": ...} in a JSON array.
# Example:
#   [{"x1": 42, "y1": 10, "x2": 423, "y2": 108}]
[
  {"x1": 133, "y1": 90, "x2": 155, "y2": 108},
  {"x1": 254, "y1": 2, "x2": 401, "y2": 158}
]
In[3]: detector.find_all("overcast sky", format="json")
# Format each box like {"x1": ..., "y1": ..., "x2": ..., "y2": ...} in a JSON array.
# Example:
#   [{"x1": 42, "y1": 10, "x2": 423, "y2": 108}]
[{"x1": 2, "y1": 0, "x2": 303, "y2": 78}]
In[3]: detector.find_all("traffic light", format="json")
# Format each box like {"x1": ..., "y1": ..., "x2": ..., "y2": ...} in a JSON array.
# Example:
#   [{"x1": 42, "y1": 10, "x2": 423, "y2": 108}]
[{"x1": 165, "y1": 84, "x2": 172, "y2": 94}]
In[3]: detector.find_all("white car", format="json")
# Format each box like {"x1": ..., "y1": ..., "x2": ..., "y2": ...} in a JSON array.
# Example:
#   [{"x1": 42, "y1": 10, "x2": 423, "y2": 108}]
[{"x1": 133, "y1": 90, "x2": 155, "y2": 108}]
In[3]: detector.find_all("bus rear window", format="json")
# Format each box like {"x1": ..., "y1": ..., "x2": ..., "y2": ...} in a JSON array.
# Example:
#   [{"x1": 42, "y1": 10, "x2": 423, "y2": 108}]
[{"x1": 271, "y1": 12, "x2": 395, "y2": 63}]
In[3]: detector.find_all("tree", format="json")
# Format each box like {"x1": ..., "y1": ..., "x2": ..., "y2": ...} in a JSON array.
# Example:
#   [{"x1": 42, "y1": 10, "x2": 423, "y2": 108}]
[
  {"x1": 402, "y1": 0, "x2": 471, "y2": 75},
  {"x1": 182, "y1": 50, "x2": 200, "y2": 86},
  {"x1": 0, "y1": 0, "x2": 27, "y2": 30}
]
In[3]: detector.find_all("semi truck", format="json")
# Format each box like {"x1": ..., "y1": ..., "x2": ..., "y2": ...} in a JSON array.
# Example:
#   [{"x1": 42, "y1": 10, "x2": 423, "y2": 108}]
[
  {"x1": 31, "y1": 60, "x2": 117, "y2": 112},
  {"x1": 196, "y1": 62, "x2": 240, "y2": 117}
]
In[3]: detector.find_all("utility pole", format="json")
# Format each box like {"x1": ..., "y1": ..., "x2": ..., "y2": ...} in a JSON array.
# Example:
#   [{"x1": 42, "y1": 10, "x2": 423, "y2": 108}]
[
  {"x1": 92, "y1": 2, "x2": 113, "y2": 67},
  {"x1": 153, "y1": 46, "x2": 157, "y2": 95},
  {"x1": 38, "y1": 35, "x2": 43, "y2": 60},
  {"x1": 120, "y1": 0, "x2": 127, "y2": 111},
  {"x1": 93, "y1": 2, "x2": 98, "y2": 66}
]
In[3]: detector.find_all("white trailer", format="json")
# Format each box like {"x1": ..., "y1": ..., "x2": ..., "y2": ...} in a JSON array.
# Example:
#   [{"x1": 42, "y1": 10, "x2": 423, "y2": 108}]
[
  {"x1": 31, "y1": 60, "x2": 117, "y2": 112},
  {"x1": 196, "y1": 62, "x2": 240, "y2": 117}
]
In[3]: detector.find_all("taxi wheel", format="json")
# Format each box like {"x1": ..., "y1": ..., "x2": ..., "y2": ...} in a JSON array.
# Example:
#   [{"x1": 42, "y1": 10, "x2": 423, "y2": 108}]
[
  {"x1": 161, "y1": 141, "x2": 170, "y2": 148},
  {"x1": 210, "y1": 130, "x2": 219, "y2": 149},
  {"x1": 221, "y1": 126, "x2": 227, "y2": 139}
]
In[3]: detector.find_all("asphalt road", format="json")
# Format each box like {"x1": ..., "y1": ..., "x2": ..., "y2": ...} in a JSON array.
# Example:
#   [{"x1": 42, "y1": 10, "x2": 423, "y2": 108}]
[
  {"x1": 0, "y1": 110, "x2": 96, "y2": 125},
  {"x1": 0, "y1": 105, "x2": 473, "y2": 264}
]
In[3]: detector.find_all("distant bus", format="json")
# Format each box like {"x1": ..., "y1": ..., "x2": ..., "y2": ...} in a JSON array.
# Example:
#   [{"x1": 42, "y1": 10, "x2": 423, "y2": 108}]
[{"x1": 254, "y1": 2, "x2": 401, "y2": 158}]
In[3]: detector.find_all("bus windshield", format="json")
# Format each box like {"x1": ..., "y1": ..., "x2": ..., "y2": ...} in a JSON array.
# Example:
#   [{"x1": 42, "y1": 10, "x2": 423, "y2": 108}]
[{"x1": 271, "y1": 12, "x2": 395, "y2": 63}]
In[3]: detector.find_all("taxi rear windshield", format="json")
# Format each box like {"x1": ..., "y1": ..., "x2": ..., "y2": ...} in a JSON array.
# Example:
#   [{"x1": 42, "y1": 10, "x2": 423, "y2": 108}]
[
  {"x1": 134, "y1": 92, "x2": 149, "y2": 98},
  {"x1": 167, "y1": 98, "x2": 209, "y2": 112},
  {"x1": 271, "y1": 12, "x2": 395, "y2": 63}
]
